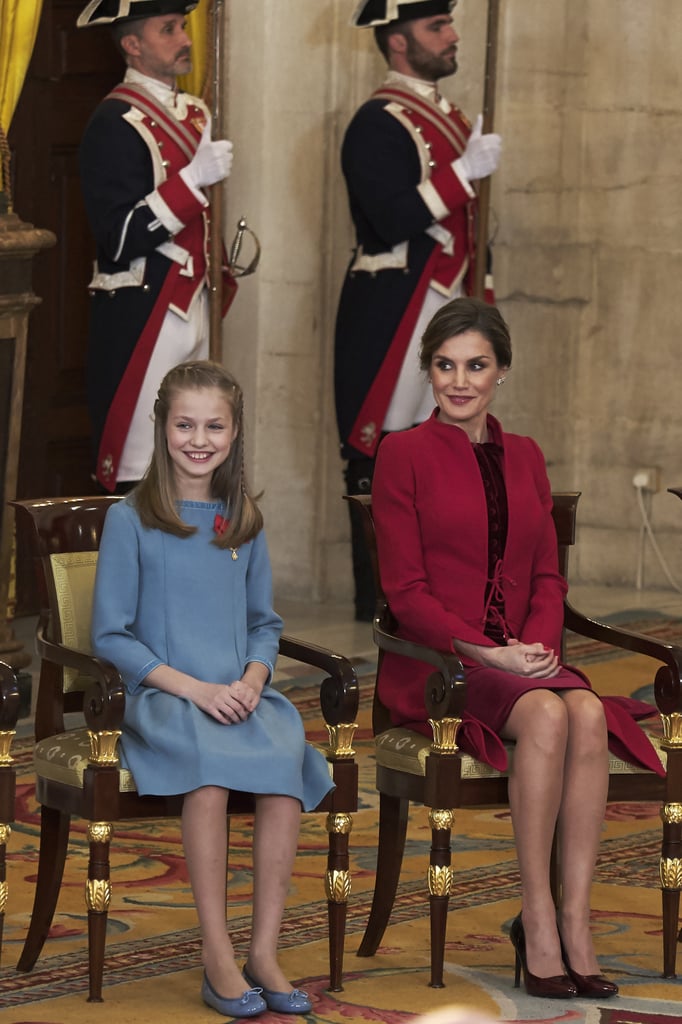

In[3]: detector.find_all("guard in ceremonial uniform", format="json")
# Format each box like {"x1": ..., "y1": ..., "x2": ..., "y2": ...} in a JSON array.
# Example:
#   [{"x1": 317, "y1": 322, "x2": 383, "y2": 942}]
[
  {"x1": 335, "y1": 0, "x2": 502, "y2": 619},
  {"x1": 78, "y1": 0, "x2": 235, "y2": 491}
]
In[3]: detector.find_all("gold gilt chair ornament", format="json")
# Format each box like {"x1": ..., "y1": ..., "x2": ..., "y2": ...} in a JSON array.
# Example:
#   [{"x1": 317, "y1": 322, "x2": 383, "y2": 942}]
[
  {"x1": 660, "y1": 712, "x2": 682, "y2": 749},
  {"x1": 87, "y1": 730, "x2": 121, "y2": 766},
  {"x1": 326, "y1": 722, "x2": 358, "y2": 758},
  {"x1": 428, "y1": 716, "x2": 461, "y2": 753},
  {"x1": 0, "y1": 730, "x2": 15, "y2": 766}
]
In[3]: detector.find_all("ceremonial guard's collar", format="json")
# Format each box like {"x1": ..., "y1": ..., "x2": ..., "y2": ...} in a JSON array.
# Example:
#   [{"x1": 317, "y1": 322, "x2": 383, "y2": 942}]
[
  {"x1": 124, "y1": 67, "x2": 192, "y2": 118},
  {"x1": 383, "y1": 69, "x2": 451, "y2": 112}
]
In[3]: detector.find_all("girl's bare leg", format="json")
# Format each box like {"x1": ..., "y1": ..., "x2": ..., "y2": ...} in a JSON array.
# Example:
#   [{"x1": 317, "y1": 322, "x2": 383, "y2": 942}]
[
  {"x1": 182, "y1": 785, "x2": 247, "y2": 998},
  {"x1": 245, "y1": 794, "x2": 302, "y2": 992}
]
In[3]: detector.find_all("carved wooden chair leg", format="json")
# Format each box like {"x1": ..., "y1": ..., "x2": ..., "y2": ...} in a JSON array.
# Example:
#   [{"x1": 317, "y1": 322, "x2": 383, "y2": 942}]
[
  {"x1": 659, "y1": 708, "x2": 682, "y2": 978},
  {"x1": 0, "y1": 750, "x2": 16, "y2": 964},
  {"x1": 326, "y1": 810, "x2": 352, "y2": 991},
  {"x1": 357, "y1": 791, "x2": 409, "y2": 957},
  {"x1": 17, "y1": 806, "x2": 71, "y2": 971},
  {"x1": 427, "y1": 807, "x2": 454, "y2": 989},
  {"x1": 0, "y1": 819, "x2": 11, "y2": 966},
  {"x1": 662, "y1": 888, "x2": 681, "y2": 978},
  {"x1": 85, "y1": 821, "x2": 113, "y2": 1002},
  {"x1": 0, "y1": 662, "x2": 18, "y2": 965},
  {"x1": 323, "y1": 730, "x2": 357, "y2": 991},
  {"x1": 660, "y1": 796, "x2": 682, "y2": 978},
  {"x1": 421, "y1": 717, "x2": 461, "y2": 987},
  {"x1": 0, "y1": 822, "x2": 9, "y2": 962}
]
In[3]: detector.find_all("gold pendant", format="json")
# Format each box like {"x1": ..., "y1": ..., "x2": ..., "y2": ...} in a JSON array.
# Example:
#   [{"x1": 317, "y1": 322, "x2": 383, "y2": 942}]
[{"x1": 230, "y1": 549, "x2": 238, "y2": 561}]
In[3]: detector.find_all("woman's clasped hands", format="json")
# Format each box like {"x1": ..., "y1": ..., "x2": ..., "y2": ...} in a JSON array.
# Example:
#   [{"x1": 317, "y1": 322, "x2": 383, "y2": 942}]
[
  {"x1": 494, "y1": 638, "x2": 560, "y2": 678},
  {"x1": 197, "y1": 675, "x2": 265, "y2": 724}
]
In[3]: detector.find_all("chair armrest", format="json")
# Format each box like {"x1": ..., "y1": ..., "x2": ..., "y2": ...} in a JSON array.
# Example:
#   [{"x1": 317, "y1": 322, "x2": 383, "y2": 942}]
[
  {"x1": 373, "y1": 613, "x2": 468, "y2": 722},
  {"x1": 37, "y1": 623, "x2": 126, "y2": 732},
  {"x1": 564, "y1": 599, "x2": 682, "y2": 714},
  {"x1": 0, "y1": 661, "x2": 20, "y2": 731},
  {"x1": 278, "y1": 634, "x2": 359, "y2": 728}
]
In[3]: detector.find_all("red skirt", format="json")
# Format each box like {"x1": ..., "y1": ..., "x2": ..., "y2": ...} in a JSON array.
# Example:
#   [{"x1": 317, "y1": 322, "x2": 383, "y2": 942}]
[{"x1": 402, "y1": 663, "x2": 664, "y2": 776}]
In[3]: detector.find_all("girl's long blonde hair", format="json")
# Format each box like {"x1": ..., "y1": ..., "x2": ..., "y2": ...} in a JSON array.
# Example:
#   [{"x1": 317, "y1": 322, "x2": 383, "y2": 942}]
[{"x1": 133, "y1": 361, "x2": 263, "y2": 549}]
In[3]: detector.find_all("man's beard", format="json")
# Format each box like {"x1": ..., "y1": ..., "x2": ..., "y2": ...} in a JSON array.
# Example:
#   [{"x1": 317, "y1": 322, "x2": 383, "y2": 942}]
[
  {"x1": 174, "y1": 49, "x2": 193, "y2": 74},
  {"x1": 405, "y1": 37, "x2": 457, "y2": 82}
]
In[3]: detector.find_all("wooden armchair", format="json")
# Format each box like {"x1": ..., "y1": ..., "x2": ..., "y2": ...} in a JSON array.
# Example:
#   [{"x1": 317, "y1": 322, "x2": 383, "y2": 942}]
[
  {"x1": 0, "y1": 660, "x2": 20, "y2": 963},
  {"x1": 347, "y1": 492, "x2": 682, "y2": 985},
  {"x1": 11, "y1": 496, "x2": 359, "y2": 1002}
]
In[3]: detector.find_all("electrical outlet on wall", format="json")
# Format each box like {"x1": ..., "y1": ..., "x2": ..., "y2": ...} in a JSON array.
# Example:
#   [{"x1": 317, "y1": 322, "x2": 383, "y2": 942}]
[{"x1": 632, "y1": 467, "x2": 661, "y2": 492}]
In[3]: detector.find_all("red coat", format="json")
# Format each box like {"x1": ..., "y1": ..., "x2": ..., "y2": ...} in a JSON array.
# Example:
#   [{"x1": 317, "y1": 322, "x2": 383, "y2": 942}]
[
  {"x1": 372, "y1": 411, "x2": 663, "y2": 775},
  {"x1": 373, "y1": 412, "x2": 565, "y2": 665}
]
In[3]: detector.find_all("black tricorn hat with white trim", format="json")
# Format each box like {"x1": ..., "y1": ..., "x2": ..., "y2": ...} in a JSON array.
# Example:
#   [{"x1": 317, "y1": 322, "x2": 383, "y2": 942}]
[
  {"x1": 351, "y1": 0, "x2": 455, "y2": 28},
  {"x1": 77, "y1": 0, "x2": 198, "y2": 28}
]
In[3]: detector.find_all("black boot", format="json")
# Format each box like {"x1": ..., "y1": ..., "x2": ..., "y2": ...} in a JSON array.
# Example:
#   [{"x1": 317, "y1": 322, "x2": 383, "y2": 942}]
[{"x1": 344, "y1": 458, "x2": 376, "y2": 622}]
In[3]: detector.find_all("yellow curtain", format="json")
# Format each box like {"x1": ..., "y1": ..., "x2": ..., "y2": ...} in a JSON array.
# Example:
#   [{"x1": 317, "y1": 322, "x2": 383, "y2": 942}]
[
  {"x1": 0, "y1": 0, "x2": 43, "y2": 196},
  {"x1": 178, "y1": 2, "x2": 210, "y2": 101}
]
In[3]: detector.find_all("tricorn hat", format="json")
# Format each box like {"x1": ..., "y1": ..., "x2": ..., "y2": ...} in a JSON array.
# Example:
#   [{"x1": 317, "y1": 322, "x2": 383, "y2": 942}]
[
  {"x1": 351, "y1": 0, "x2": 455, "y2": 28},
  {"x1": 77, "y1": 0, "x2": 197, "y2": 28}
]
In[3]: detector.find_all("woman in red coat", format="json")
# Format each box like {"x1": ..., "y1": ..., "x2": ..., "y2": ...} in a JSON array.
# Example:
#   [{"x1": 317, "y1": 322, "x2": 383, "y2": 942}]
[{"x1": 372, "y1": 298, "x2": 662, "y2": 1000}]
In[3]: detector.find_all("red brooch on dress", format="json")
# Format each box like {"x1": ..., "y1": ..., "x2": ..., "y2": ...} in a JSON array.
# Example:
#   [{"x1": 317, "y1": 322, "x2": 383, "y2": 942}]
[
  {"x1": 214, "y1": 514, "x2": 229, "y2": 535},
  {"x1": 214, "y1": 514, "x2": 239, "y2": 560}
]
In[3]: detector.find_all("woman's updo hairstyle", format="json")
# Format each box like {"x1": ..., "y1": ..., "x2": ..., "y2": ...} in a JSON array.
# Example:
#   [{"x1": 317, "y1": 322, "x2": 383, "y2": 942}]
[{"x1": 419, "y1": 297, "x2": 512, "y2": 371}]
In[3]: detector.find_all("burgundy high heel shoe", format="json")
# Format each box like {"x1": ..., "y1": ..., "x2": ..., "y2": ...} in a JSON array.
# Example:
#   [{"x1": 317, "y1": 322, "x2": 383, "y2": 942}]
[
  {"x1": 558, "y1": 933, "x2": 619, "y2": 998},
  {"x1": 509, "y1": 916, "x2": 577, "y2": 999}
]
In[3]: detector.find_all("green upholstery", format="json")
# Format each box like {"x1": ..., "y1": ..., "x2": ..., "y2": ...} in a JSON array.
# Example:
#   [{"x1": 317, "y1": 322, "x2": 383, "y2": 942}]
[
  {"x1": 50, "y1": 552, "x2": 98, "y2": 693},
  {"x1": 34, "y1": 729, "x2": 333, "y2": 794},
  {"x1": 375, "y1": 724, "x2": 666, "y2": 778},
  {"x1": 34, "y1": 729, "x2": 137, "y2": 792}
]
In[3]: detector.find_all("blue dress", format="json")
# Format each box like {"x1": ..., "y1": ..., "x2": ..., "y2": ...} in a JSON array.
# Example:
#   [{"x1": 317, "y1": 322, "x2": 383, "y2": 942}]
[{"x1": 91, "y1": 498, "x2": 334, "y2": 808}]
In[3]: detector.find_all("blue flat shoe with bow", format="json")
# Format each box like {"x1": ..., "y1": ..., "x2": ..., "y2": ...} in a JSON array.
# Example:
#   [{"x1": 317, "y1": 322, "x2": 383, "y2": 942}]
[
  {"x1": 202, "y1": 972, "x2": 267, "y2": 1017},
  {"x1": 242, "y1": 966, "x2": 312, "y2": 1014}
]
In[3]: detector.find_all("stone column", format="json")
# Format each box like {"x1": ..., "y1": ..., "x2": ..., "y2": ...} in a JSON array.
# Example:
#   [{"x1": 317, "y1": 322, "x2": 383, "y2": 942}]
[{"x1": 0, "y1": 209, "x2": 56, "y2": 671}]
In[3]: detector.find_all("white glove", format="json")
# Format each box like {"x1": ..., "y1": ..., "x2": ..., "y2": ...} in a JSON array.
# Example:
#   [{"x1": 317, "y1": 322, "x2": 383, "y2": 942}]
[
  {"x1": 453, "y1": 114, "x2": 501, "y2": 183},
  {"x1": 180, "y1": 120, "x2": 234, "y2": 190}
]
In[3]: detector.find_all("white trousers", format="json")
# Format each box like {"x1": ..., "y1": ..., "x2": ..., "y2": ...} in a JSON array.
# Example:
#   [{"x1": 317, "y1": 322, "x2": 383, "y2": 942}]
[
  {"x1": 118, "y1": 290, "x2": 209, "y2": 483},
  {"x1": 382, "y1": 283, "x2": 462, "y2": 433}
]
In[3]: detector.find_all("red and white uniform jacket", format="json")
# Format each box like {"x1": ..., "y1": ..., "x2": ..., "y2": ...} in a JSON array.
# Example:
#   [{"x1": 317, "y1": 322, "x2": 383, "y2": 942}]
[
  {"x1": 80, "y1": 68, "x2": 235, "y2": 489},
  {"x1": 334, "y1": 72, "x2": 492, "y2": 461}
]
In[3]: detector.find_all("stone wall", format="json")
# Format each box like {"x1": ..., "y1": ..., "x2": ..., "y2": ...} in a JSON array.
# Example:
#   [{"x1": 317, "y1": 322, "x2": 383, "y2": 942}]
[{"x1": 223, "y1": 0, "x2": 682, "y2": 604}]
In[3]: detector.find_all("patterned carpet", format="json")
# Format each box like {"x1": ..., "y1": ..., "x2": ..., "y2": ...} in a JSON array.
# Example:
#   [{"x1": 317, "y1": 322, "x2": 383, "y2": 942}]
[{"x1": 2, "y1": 617, "x2": 682, "y2": 1023}]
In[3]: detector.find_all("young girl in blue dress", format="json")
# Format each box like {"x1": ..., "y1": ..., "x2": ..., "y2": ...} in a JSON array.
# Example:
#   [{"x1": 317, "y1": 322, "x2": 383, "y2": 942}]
[{"x1": 92, "y1": 360, "x2": 333, "y2": 1017}]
